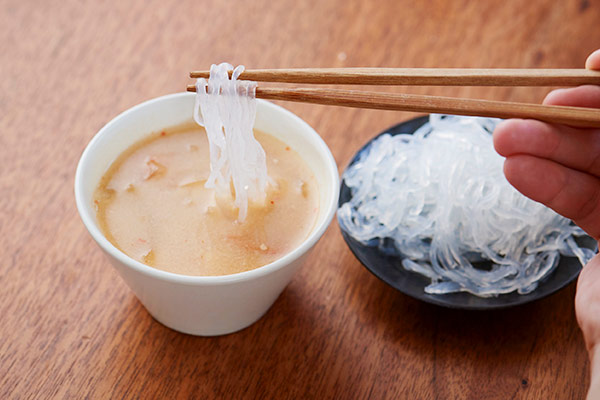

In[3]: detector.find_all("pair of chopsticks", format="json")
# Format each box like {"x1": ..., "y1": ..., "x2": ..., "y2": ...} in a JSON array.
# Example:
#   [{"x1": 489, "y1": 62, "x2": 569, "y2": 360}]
[{"x1": 187, "y1": 68, "x2": 600, "y2": 128}]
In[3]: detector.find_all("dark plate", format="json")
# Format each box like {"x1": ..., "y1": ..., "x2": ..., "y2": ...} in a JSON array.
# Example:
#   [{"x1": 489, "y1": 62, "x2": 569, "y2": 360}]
[{"x1": 338, "y1": 116, "x2": 596, "y2": 310}]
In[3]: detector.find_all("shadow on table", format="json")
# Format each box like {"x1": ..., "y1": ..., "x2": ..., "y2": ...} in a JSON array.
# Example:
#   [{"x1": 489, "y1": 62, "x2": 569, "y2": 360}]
[
  {"x1": 120, "y1": 283, "x2": 351, "y2": 398},
  {"x1": 339, "y1": 263, "x2": 585, "y2": 398},
  {"x1": 114, "y1": 256, "x2": 585, "y2": 398}
]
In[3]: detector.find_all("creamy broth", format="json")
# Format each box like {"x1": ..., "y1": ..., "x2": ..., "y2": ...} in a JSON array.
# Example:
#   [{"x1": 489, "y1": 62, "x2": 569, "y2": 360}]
[{"x1": 94, "y1": 122, "x2": 319, "y2": 276}]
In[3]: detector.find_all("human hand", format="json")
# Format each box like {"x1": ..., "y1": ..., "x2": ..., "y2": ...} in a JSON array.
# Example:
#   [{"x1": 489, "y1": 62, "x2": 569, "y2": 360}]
[
  {"x1": 493, "y1": 49, "x2": 600, "y2": 399},
  {"x1": 493, "y1": 49, "x2": 600, "y2": 239}
]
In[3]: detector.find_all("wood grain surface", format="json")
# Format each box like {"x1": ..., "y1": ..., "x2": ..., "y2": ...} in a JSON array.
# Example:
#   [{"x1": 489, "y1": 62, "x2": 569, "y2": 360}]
[{"x1": 1, "y1": 0, "x2": 599, "y2": 398}]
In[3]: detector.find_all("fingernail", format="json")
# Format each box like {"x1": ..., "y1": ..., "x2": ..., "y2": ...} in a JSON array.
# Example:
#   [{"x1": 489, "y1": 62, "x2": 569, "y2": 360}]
[{"x1": 585, "y1": 49, "x2": 600, "y2": 70}]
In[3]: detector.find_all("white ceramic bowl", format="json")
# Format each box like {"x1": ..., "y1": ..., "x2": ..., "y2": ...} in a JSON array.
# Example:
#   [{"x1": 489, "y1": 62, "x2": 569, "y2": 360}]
[{"x1": 75, "y1": 93, "x2": 339, "y2": 336}]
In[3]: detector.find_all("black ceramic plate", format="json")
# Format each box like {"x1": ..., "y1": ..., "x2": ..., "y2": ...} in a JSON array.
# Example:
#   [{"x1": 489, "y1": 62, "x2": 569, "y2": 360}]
[{"x1": 338, "y1": 116, "x2": 597, "y2": 310}]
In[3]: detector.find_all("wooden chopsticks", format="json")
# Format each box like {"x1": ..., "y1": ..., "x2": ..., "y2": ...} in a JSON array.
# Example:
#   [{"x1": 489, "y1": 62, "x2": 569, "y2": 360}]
[
  {"x1": 187, "y1": 68, "x2": 600, "y2": 128},
  {"x1": 190, "y1": 68, "x2": 600, "y2": 86}
]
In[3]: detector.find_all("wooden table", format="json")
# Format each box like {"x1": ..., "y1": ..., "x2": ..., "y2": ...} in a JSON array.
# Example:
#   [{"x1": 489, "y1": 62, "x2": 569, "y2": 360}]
[{"x1": 2, "y1": 0, "x2": 599, "y2": 398}]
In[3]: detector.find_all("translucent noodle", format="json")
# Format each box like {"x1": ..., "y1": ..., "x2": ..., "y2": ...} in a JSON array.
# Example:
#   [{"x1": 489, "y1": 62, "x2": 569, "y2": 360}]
[
  {"x1": 193, "y1": 63, "x2": 268, "y2": 222},
  {"x1": 338, "y1": 115, "x2": 595, "y2": 297}
]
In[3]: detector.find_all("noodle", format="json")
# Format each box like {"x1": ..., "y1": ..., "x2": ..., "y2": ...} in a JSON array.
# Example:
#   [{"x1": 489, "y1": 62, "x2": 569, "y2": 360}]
[
  {"x1": 338, "y1": 115, "x2": 595, "y2": 297},
  {"x1": 193, "y1": 63, "x2": 268, "y2": 222}
]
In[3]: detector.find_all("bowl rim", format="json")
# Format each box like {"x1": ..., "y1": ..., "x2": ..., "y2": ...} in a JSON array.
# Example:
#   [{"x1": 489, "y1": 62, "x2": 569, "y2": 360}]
[{"x1": 75, "y1": 92, "x2": 339, "y2": 286}]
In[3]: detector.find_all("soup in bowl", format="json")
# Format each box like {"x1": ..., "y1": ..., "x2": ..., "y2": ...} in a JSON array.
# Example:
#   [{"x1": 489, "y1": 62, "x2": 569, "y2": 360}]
[{"x1": 75, "y1": 92, "x2": 338, "y2": 336}]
